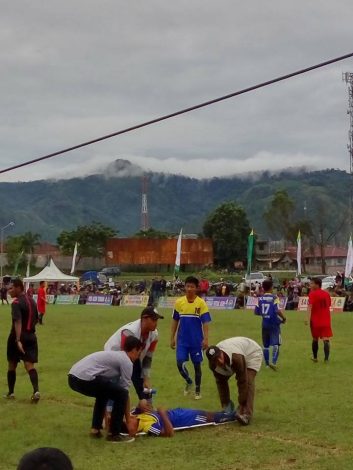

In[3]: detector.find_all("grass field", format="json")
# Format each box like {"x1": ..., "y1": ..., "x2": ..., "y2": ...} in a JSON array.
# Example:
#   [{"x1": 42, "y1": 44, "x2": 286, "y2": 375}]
[{"x1": 1, "y1": 304, "x2": 353, "y2": 470}]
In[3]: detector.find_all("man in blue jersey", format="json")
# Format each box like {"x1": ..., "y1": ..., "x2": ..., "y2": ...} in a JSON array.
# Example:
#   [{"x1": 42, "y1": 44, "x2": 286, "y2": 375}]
[
  {"x1": 254, "y1": 279, "x2": 286, "y2": 370},
  {"x1": 170, "y1": 276, "x2": 211, "y2": 399},
  {"x1": 126, "y1": 406, "x2": 236, "y2": 437}
]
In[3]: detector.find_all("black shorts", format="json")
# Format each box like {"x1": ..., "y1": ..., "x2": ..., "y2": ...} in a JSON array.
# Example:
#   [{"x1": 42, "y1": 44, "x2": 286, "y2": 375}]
[{"x1": 7, "y1": 332, "x2": 38, "y2": 364}]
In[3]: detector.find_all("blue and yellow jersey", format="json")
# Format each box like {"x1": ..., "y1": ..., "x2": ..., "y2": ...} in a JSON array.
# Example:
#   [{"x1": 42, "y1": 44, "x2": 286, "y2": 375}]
[
  {"x1": 255, "y1": 293, "x2": 281, "y2": 329},
  {"x1": 135, "y1": 408, "x2": 208, "y2": 435},
  {"x1": 136, "y1": 410, "x2": 162, "y2": 436},
  {"x1": 173, "y1": 296, "x2": 211, "y2": 347}
]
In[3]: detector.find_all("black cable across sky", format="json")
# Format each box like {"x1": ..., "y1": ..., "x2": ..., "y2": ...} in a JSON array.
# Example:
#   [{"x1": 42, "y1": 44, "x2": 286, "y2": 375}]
[{"x1": 1, "y1": 51, "x2": 353, "y2": 175}]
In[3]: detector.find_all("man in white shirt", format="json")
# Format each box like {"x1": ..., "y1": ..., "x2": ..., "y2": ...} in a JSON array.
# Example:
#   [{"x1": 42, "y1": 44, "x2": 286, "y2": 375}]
[
  {"x1": 104, "y1": 306, "x2": 163, "y2": 409},
  {"x1": 68, "y1": 336, "x2": 142, "y2": 443},
  {"x1": 206, "y1": 337, "x2": 263, "y2": 425}
]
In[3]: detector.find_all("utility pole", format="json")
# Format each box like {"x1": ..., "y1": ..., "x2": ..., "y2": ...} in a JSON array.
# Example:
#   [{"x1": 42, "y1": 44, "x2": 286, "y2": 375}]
[
  {"x1": 343, "y1": 72, "x2": 353, "y2": 231},
  {"x1": 141, "y1": 175, "x2": 149, "y2": 231}
]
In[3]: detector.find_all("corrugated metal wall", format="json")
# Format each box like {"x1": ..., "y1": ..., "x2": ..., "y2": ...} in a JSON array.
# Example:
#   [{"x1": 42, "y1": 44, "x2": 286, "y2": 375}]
[{"x1": 105, "y1": 238, "x2": 213, "y2": 266}]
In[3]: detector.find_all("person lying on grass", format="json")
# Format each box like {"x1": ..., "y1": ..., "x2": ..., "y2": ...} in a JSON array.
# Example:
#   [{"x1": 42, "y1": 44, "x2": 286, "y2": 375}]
[{"x1": 122, "y1": 406, "x2": 239, "y2": 437}]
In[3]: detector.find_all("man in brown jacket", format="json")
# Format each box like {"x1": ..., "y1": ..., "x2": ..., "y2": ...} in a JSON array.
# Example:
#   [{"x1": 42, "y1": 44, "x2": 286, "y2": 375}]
[{"x1": 206, "y1": 337, "x2": 263, "y2": 425}]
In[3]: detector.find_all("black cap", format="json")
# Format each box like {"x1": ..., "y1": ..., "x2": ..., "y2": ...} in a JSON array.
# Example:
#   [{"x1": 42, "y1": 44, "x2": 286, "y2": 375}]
[
  {"x1": 205, "y1": 345, "x2": 221, "y2": 365},
  {"x1": 141, "y1": 306, "x2": 164, "y2": 320}
]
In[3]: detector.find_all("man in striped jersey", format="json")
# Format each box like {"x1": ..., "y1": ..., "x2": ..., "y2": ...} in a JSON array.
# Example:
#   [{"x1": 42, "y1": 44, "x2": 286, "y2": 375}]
[{"x1": 4, "y1": 279, "x2": 40, "y2": 403}]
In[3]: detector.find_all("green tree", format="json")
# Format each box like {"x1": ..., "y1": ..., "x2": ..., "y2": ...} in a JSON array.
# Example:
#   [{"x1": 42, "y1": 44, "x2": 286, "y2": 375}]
[
  {"x1": 264, "y1": 190, "x2": 312, "y2": 242},
  {"x1": 203, "y1": 201, "x2": 251, "y2": 267},
  {"x1": 134, "y1": 227, "x2": 172, "y2": 239},
  {"x1": 21, "y1": 231, "x2": 41, "y2": 256},
  {"x1": 263, "y1": 189, "x2": 295, "y2": 240},
  {"x1": 5, "y1": 235, "x2": 25, "y2": 268},
  {"x1": 307, "y1": 198, "x2": 348, "y2": 274},
  {"x1": 5, "y1": 231, "x2": 41, "y2": 271},
  {"x1": 57, "y1": 222, "x2": 117, "y2": 264}
]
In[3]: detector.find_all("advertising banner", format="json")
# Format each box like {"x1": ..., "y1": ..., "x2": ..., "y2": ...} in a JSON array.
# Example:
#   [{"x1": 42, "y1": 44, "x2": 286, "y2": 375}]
[
  {"x1": 33, "y1": 294, "x2": 55, "y2": 304},
  {"x1": 331, "y1": 297, "x2": 345, "y2": 313},
  {"x1": 204, "y1": 296, "x2": 237, "y2": 310},
  {"x1": 86, "y1": 294, "x2": 113, "y2": 306},
  {"x1": 297, "y1": 296, "x2": 309, "y2": 311},
  {"x1": 246, "y1": 296, "x2": 288, "y2": 310},
  {"x1": 56, "y1": 295, "x2": 80, "y2": 305},
  {"x1": 158, "y1": 297, "x2": 176, "y2": 309},
  {"x1": 245, "y1": 296, "x2": 259, "y2": 310},
  {"x1": 297, "y1": 296, "x2": 345, "y2": 312},
  {"x1": 122, "y1": 295, "x2": 149, "y2": 307}
]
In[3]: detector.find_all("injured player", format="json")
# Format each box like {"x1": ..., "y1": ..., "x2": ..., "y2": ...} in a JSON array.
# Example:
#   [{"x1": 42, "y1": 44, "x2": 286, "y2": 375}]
[{"x1": 124, "y1": 406, "x2": 237, "y2": 437}]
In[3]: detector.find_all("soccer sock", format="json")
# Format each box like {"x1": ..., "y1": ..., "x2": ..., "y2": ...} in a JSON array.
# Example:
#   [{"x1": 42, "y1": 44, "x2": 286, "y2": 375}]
[
  {"x1": 28, "y1": 368, "x2": 39, "y2": 393},
  {"x1": 312, "y1": 340, "x2": 319, "y2": 359},
  {"x1": 324, "y1": 340, "x2": 330, "y2": 361},
  {"x1": 177, "y1": 362, "x2": 192, "y2": 384},
  {"x1": 272, "y1": 345, "x2": 279, "y2": 365},
  {"x1": 193, "y1": 363, "x2": 202, "y2": 393},
  {"x1": 213, "y1": 411, "x2": 236, "y2": 423},
  {"x1": 263, "y1": 348, "x2": 270, "y2": 365},
  {"x1": 7, "y1": 370, "x2": 16, "y2": 394}
]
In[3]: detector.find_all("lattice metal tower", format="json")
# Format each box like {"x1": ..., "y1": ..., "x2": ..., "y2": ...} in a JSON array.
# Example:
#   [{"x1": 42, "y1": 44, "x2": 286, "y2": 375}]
[
  {"x1": 343, "y1": 72, "x2": 353, "y2": 230},
  {"x1": 141, "y1": 175, "x2": 149, "y2": 231}
]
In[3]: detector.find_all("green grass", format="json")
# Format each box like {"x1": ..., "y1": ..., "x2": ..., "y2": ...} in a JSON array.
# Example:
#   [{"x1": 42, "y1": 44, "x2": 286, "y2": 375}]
[{"x1": 1, "y1": 305, "x2": 353, "y2": 469}]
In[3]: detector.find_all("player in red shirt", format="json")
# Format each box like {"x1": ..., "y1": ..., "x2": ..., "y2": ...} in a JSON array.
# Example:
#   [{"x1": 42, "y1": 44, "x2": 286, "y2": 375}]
[
  {"x1": 306, "y1": 277, "x2": 332, "y2": 362},
  {"x1": 37, "y1": 281, "x2": 47, "y2": 325}
]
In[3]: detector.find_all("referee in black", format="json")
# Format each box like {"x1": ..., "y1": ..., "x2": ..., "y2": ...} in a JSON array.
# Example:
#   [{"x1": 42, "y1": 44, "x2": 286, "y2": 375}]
[{"x1": 5, "y1": 278, "x2": 40, "y2": 403}]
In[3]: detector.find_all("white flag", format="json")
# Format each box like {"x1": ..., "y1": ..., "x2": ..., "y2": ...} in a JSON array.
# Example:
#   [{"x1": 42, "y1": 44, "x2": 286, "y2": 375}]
[
  {"x1": 297, "y1": 230, "x2": 301, "y2": 276},
  {"x1": 24, "y1": 258, "x2": 31, "y2": 292},
  {"x1": 26, "y1": 258, "x2": 30, "y2": 277},
  {"x1": 70, "y1": 242, "x2": 78, "y2": 274},
  {"x1": 344, "y1": 236, "x2": 353, "y2": 278},
  {"x1": 174, "y1": 228, "x2": 183, "y2": 275}
]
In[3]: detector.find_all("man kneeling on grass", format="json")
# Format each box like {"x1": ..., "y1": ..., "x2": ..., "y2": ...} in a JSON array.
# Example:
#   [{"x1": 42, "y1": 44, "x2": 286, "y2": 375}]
[
  {"x1": 124, "y1": 406, "x2": 237, "y2": 437},
  {"x1": 68, "y1": 336, "x2": 142, "y2": 443}
]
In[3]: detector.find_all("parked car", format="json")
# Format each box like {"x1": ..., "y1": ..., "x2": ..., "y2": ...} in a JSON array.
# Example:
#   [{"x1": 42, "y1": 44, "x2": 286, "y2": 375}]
[
  {"x1": 244, "y1": 272, "x2": 266, "y2": 286},
  {"x1": 81, "y1": 271, "x2": 106, "y2": 286},
  {"x1": 99, "y1": 266, "x2": 121, "y2": 277},
  {"x1": 321, "y1": 276, "x2": 336, "y2": 291}
]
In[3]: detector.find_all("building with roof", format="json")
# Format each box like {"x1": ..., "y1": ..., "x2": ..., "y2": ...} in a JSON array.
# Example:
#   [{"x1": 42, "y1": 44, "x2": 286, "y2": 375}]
[{"x1": 255, "y1": 240, "x2": 347, "y2": 274}]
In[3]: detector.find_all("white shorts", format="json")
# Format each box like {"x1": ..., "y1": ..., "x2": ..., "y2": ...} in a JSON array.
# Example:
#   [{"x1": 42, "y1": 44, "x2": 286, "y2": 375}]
[{"x1": 246, "y1": 348, "x2": 263, "y2": 372}]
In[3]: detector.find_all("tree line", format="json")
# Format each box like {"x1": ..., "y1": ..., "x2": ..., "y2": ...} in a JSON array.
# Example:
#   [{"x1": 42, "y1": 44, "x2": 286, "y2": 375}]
[{"x1": 4, "y1": 188, "x2": 346, "y2": 273}]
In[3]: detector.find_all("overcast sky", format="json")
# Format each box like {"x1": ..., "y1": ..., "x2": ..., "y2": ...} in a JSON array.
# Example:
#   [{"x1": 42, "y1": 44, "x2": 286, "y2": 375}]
[{"x1": 1, "y1": 1, "x2": 353, "y2": 182}]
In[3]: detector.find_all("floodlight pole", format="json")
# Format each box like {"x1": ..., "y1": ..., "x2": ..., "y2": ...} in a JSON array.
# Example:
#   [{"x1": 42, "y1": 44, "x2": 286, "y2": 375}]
[
  {"x1": 0, "y1": 221, "x2": 15, "y2": 281},
  {"x1": 343, "y1": 72, "x2": 353, "y2": 232}
]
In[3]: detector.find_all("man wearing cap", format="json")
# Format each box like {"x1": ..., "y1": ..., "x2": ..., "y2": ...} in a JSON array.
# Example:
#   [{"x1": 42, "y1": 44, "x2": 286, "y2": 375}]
[
  {"x1": 206, "y1": 337, "x2": 263, "y2": 425},
  {"x1": 104, "y1": 306, "x2": 163, "y2": 410}
]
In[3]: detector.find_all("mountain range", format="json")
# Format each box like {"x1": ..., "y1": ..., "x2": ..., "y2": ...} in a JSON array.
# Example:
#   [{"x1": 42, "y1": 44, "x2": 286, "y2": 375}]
[{"x1": 0, "y1": 160, "x2": 350, "y2": 243}]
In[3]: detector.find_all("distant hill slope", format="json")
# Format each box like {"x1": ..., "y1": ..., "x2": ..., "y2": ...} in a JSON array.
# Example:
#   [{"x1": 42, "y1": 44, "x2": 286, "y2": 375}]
[{"x1": 0, "y1": 164, "x2": 350, "y2": 243}]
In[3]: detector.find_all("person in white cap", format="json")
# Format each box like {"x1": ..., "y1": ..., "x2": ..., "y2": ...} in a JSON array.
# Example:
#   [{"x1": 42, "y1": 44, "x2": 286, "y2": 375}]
[{"x1": 104, "y1": 306, "x2": 163, "y2": 410}]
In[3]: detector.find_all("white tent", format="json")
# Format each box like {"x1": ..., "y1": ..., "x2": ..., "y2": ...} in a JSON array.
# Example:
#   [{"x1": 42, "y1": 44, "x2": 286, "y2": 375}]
[{"x1": 23, "y1": 258, "x2": 79, "y2": 283}]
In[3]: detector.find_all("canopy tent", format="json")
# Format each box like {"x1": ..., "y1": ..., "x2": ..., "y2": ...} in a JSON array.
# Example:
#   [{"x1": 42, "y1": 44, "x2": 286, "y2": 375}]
[{"x1": 23, "y1": 259, "x2": 79, "y2": 283}]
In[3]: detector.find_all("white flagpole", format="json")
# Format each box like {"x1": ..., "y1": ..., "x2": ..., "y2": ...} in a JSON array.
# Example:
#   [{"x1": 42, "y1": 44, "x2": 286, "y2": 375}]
[
  {"x1": 297, "y1": 230, "x2": 302, "y2": 276},
  {"x1": 344, "y1": 235, "x2": 353, "y2": 278},
  {"x1": 24, "y1": 258, "x2": 30, "y2": 292},
  {"x1": 70, "y1": 242, "x2": 78, "y2": 274},
  {"x1": 174, "y1": 228, "x2": 183, "y2": 276}
]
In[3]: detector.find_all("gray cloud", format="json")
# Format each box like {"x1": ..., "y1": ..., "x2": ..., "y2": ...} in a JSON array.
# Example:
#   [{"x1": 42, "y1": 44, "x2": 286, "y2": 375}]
[{"x1": 1, "y1": 0, "x2": 353, "y2": 182}]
